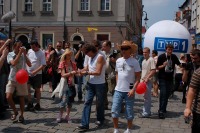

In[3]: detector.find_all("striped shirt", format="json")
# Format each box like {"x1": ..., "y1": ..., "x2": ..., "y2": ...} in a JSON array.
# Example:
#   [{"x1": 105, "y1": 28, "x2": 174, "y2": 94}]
[{"x1": 190, "y1": 68, "x2": 200, "y2": 114}]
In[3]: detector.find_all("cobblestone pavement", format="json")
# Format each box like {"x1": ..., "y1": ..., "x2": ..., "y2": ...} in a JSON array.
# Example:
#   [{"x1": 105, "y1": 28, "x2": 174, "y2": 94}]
[{"x1": 0, "y1": 84, "x2": 191, "y2": 133}]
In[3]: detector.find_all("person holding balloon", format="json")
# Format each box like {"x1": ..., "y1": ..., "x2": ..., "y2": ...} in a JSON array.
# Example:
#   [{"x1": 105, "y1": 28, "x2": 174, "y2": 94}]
[
  {"x1": 5, "y1": 40, "x2": 31, "y2": 123},
  {"x1": 139, "y1": 47, "x2": 156, "y2": 118},
  {"x1": 111, "y1": 40, "x2": 141, "y2": 133}
]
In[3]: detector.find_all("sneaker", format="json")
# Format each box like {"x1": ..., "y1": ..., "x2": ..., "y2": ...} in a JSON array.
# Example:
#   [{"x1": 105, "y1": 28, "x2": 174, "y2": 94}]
[
  {"x1": 65, "y1": 115, "x2": 71, "y2": 123},
  {"x1": 138, "y1": 113, "x2": 151, "y2": 118},
  {"x1": 95, "y1": 121, "x2": 103, "y2": 127},
  {"x1": 114, "y1": 129, "x2": 120, "y2": 133},
  {"x1": 25, "y1": 103, "x2": 34, "y2": 111},
  {"x1": 56, "y1": 112, "x2": 63, "y2": 123},
  {"x1": 76, "y1": 125, "x2": 89, "y2": 131},
  {"x1": 124, "y1": 129, "x2": 132, "y2": 133},
  {"x1": 34, "y1": 103, "x2": 41, "y2": 110},
  {"x1": 18, "y1": 116, "x2": 24, "y2": 123},
  {"x1": 158, "y1": 112, "x2": 165, "y2": 119}
]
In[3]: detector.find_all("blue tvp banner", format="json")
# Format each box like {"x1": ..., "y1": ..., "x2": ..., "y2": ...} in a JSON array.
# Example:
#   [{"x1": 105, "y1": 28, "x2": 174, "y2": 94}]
[{"x1": 154, "y1": 37, "x2": 188, "y2": 53}]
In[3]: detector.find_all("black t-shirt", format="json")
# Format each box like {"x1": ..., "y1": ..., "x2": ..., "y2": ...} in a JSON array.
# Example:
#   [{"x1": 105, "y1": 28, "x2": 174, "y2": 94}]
[
  {"x1": 75, "y1": 52, "x2": 85, "y2": 69},
  {"x1": 156, "y1": 53, "x2": 180, "y2": 81}
]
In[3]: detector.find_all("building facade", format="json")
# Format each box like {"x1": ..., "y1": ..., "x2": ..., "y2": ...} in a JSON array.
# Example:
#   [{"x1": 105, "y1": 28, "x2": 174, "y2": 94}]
[
  {"x1": 0, "y1": 0, "x2": 142, "y2": 50},
  {"x1": 175, "y1": 0, "x2": 200, "y2": 49}
]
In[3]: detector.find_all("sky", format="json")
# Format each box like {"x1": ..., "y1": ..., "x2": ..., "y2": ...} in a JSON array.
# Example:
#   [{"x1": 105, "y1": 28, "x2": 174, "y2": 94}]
[{"x1": 143, "y1": 0, "x2": 186, "y2": 27}]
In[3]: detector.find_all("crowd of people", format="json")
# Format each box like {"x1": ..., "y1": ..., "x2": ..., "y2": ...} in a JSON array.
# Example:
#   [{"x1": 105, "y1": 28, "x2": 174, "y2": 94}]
[{"x1": 0, "y1": 38, "x2": 200, "y2": 133}]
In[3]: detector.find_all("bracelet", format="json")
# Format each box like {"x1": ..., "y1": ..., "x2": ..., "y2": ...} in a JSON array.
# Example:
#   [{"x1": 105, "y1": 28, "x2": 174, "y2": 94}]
[{"x1": 85, "y1": 71, "x2": 89, "y2": 75}]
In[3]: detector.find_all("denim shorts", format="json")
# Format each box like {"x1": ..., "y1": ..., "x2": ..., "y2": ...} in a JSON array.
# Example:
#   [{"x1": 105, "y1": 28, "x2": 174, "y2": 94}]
[
  {"x1": 111, "y1": 90, "x2": 135, "y2": 120},
  {"x1": 59, "y1": 86, "x2": 75, "y2": 108}
]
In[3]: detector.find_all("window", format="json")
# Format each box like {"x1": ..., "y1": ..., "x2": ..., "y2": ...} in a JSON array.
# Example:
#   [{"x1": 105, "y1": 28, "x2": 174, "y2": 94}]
[
  {"x1": 0, "y1": 0, "x2": 3, "y2": 16},
  {"x1": 95, "y1": 33, "x2": 110, "y2": 41},
  {"x1": 43, "y1": 0, "x2": 52, "y2": 11},
  {"x1": 42, "y1": 33, "x2": 53, "y2": 49},
  {"x1": 78, "y1": 0, "x2": 92, "y2": 16},
  {"x1": 80, "y1": 0, "x2": 89, "y2": 11},
  {"x1": 25, "y1": 0, "x2": 33, "y2": 12},
  {"x1": 100, "y1": 0, "x2": 110, "y2": 11},
  {"x1": 98, "y1": 0, "x2": 112, "y2": 16}
]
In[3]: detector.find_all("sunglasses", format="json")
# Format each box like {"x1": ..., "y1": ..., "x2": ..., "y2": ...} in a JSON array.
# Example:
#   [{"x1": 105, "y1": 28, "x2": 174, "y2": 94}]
[
  {"x1": 121, "y1": 47, "x2": 130, "y2": 51},
  {"x1": 57, "y1": 46, "x2": 62, "y2": 47}
]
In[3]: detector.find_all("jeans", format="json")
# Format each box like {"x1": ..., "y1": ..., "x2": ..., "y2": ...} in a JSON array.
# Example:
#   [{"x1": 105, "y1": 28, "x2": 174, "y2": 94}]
[
  {"x1": 77, "y1": 76, "x2": 83, "y2": 100},
  {"x1": 0, "y1": 74, "x2": 8, "y2": 110},
  {"x1": 142, "y1": 81, "x2": 152, "y2": 116},
  {"x1": 159, "y1": 79, "x2": 173, "y2": 113},
  {"x1": 173, "y1": 73, "x2": 183, "y2": 92},
  {"x1": 192, "y1": 112, "x2": 200, "y2": 133},
  {"x1": 111, "y1": 90, "x2": 135, "y2": 120},
  {"x1": 81, "y1": 82, "x2": 105, "y2": 128}
]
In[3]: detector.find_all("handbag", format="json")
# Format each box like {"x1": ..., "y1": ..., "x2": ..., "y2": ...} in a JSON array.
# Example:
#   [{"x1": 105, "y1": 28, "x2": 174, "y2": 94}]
[{"x1": 47, "y1": 67, "x2": 53, "y2": 76}]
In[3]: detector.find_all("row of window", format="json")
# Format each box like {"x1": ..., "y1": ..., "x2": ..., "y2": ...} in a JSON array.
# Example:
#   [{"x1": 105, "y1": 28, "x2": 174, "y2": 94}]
[{"x1": 0, "y1": 0, "x2": 111, "y2": 14}]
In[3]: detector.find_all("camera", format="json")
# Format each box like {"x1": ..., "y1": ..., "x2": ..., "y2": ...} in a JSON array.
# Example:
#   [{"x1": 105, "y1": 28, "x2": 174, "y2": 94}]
[
  {"x1": 109, "y1": 50, "x2": 120, "y2": 58},
  {"x1": 185, "y1": 115, "x2": 192, "y2": 124},
  {"x1": 168, "y1": 66, "x2": 172, "y2": 70},
  {"x1": 181, "y1": 62, "x2": 192, "y2": 70}
]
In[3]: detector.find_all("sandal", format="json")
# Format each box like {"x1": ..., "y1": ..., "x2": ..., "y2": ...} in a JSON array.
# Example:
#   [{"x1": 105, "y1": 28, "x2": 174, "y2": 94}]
[
  {"x1": 11, "y1": 111, "x2": 18, "y2": 121},
  {"x1": 18, "y1": 116, "x2": 24, "y2": 123}
]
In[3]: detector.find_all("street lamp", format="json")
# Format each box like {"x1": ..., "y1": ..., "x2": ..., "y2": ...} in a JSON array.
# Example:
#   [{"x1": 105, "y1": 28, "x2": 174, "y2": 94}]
[{"x1": 143, "y1": 11, "x2": 149, "y2": 28}]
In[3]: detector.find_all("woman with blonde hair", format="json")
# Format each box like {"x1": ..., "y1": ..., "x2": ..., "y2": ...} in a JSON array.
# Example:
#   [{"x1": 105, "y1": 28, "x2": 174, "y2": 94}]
[{"x1": 56, "y1": 48, "x2": 77, "y2": 123}]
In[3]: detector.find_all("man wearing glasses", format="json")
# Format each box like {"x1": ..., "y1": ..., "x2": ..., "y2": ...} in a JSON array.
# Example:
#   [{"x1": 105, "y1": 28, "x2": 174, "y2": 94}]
[
  {"x1": 55, "y1": 41, "x2": 65, "y2": 58},
  {"x1": 111, "y1": 40, "x2": 141, "y2": 133}
]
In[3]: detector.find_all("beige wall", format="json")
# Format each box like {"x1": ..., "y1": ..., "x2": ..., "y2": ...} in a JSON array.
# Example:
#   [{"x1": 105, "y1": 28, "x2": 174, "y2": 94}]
[{"x1": 17, "y1": 0, "x2": 59, "y2": 22}]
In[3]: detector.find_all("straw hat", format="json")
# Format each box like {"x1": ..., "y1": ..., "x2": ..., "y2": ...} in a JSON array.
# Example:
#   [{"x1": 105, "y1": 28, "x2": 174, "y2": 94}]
[{"x1": 118, "y1": 40, "x2": 138, "y2": 53}]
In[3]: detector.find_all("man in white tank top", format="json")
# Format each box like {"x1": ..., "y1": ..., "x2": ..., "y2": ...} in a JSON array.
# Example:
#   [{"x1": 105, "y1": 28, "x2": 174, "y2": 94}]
[{"x1": 77, "y1": 44, "x2": 106, "y2": 131}]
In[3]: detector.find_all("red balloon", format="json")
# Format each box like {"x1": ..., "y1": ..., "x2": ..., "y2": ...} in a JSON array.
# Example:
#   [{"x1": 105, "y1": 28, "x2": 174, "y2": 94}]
[
  {"x1": 16, "y1": 69, "x2": 29, "y2": 84},
  {"x1": 136, "y1": 82, "x2": 147, "y2": 94}
]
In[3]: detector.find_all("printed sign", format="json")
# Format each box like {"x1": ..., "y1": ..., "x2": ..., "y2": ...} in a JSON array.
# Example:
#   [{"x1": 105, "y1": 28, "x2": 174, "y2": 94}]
[{"x1": 154, "y1": 37, "x2": 188, "y2": 53}]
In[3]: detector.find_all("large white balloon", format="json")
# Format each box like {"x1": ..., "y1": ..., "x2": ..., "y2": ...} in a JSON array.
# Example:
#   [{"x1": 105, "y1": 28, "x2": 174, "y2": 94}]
[{"x1": 143, "y1": 20, "x2": 192, "y2": 56}]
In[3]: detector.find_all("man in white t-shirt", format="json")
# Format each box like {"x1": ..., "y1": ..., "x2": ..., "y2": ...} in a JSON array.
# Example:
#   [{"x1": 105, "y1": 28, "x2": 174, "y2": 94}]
[
  {"x1": 111, "y1": 41, "x2": 141, "y2": 133},
  {"x1": 26, "y1": 41, "x2": 46, "y2": 111},
  {"x1": 139, "y1": 47, "x2": 156, "y2": 118}
]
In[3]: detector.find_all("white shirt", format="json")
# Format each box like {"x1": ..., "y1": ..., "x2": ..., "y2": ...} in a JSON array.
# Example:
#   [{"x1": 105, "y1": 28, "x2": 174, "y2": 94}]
[
  {"x1": 27, "y1": 49, "x2": 46, "y2": 75},
  {"x1": 55, "y1": 49, "x2": 65, "y2": 57},
  {"x1": 141, "y1": 57, "x2": 156, "y2": 82},
  {"x1": 115, "y1": 57, "x2": 141, "y2": 92},
  {"x1": 84, "y1": 50, "x2": 106, "y2": 67},
  {"x1": 7, "y1": 52, "x2": 26, "y2": 81},
  {"x1": 175, "y1": 60, "x2": 185, "y2": 74},
  {"x1": 88, "y1": 53, "x2": 106, "y2": 84}
]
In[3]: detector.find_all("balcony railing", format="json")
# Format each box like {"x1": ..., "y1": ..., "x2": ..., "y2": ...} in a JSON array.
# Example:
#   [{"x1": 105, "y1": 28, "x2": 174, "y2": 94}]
[
  {"x1": 22, "y1": 11, "x2": 35, "y2": 16},
  {"x1": 183, "y1": 9, "x2": 191, "y2": 20},
  {"x1": 77, "y1": 11, "x2": 92, "y2": 16}
]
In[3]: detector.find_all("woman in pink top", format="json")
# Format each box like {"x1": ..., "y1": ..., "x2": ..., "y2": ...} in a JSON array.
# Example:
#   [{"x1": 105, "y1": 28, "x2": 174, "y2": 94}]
[
  {"x1": 44, "y1": 43, "x2": 53, "y2": 92},
  {"x1": 56, "y1": 48, "x2": 77, "y2": 123}
]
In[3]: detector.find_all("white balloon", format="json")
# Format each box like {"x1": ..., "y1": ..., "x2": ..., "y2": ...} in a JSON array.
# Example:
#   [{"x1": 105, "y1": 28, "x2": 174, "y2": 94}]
[{"x1": 143, "y1": 20, "x2": 192, "y2": 56}]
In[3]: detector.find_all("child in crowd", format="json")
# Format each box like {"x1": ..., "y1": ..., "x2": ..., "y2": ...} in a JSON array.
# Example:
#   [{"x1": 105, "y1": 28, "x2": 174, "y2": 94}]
[{"x1": 56, "y1": 48, "x2": 77, "y2": 123}]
